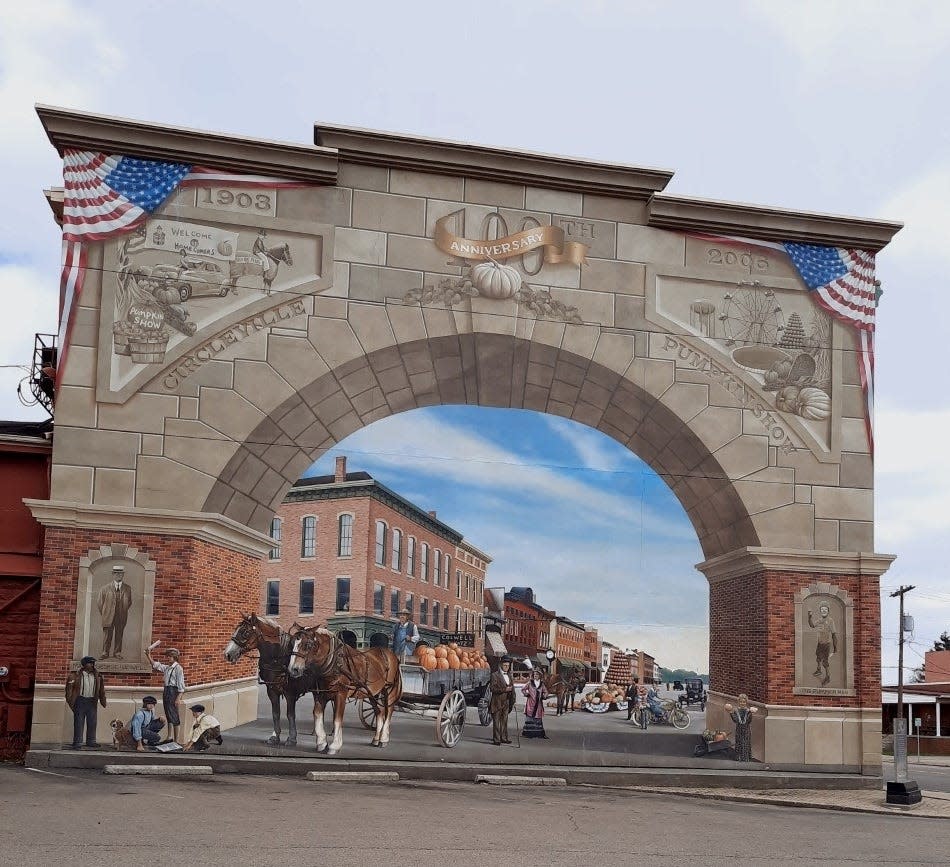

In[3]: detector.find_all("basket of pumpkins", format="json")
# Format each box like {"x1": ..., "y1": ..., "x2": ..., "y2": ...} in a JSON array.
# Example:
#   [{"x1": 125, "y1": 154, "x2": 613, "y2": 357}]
[{"x1": 583, "y1": 683, "x2": 626, "y2": 713}]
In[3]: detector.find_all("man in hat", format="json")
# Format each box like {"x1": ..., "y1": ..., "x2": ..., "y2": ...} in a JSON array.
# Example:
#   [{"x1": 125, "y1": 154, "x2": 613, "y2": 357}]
[
  {"x1": 183, "y1": 704, "x2": 223, "y2": 752},
  {"x1": 65, "y1": 656, "x2": 107, "y2": 749},
  {"x1": 97, "y1": 563, "x2": 133, "y2": 659},
  {"x1": 146, "y1": 645, "x2": 186, "y2": 744},
  {"x1": 129, "y1": 695, "x2": 165, "y2": 751},
  {"x1": 489, "y1": 657, "x2": 516, "y2": 745},
  {"x1": 392, "y1": 608, "x2": 420, "y2": 660}
]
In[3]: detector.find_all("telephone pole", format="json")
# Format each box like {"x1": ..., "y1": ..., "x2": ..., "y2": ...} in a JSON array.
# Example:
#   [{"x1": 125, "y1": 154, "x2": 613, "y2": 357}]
[
  {"x1": 887, "y1": 585, "x2": 921, "y2": 806},
  {"x1": 890, "y1": 585, "x2": 915, "y2": 726}
]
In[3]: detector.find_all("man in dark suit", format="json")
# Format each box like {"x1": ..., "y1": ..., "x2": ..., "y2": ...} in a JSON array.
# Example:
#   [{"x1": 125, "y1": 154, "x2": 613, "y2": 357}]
[
  {"x1": 625, "y1": 677, "x2": 640, "y2": 720},
  {"x1": 489, "y1": 656, "x2": 516, "y2": 745},
  {"x1": 98, "y1": 564, "x2": 133, "y2": 659},
  {"x1": 65, "y1": 656, "x2": 107, "y2": 749}
]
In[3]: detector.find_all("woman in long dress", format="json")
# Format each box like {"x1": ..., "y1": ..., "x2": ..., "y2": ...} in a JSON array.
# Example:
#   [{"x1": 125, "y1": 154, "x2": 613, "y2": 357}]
[{"x1": 521, "y1": 669, "x2": 549, "y2": 739}]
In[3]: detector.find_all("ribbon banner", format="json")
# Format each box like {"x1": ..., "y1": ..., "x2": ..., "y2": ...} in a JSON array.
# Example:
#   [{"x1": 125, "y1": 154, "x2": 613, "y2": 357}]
[{"x1": 434, "y1": 214, "x2": 588, "y2": 266}]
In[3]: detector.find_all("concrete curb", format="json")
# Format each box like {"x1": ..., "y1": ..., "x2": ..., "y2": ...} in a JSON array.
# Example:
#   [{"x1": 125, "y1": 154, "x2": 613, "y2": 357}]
[
  {"x1": 103, "y1": 764, "x2": 212, "y2": 776},
  {"x1": 26, "y1": 750, "x2": 878, "y2": 790},
  {"x1": 305, "y1": 771, "x2": 399, "y2": 782},
  {"x1": 590, "y1": 785, "x2": 950, "y2": 819},
  {"x1": 475, "y1": 775, "x2": 567, "y2": 786}
]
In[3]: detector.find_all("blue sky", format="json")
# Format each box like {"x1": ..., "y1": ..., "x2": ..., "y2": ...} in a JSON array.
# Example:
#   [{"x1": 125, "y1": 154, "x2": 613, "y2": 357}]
[
  {"x1": 307, "y1": 407, "x2": 708, "y2": 669},
  {"x1": 2, "y1": 0, "x2": 949, "y2": 681}
]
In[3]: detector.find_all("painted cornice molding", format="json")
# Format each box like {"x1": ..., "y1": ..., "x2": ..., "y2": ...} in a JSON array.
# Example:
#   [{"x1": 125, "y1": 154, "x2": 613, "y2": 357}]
[
  {"x1": 648, "y1": 193, "x2": 902, "y2": 252},
  {"x1": 697, "y1": 547, "x2": 897, "y2": 582},
  {"x1": 36, "y1": 104, "x2": 338, "y2": 184},
  {"x1": 315, "y1": 123, "x2": 674, "y2": 200},
  {"x1": 24, "y1": 499, "x2": 272, "y2": 558}
]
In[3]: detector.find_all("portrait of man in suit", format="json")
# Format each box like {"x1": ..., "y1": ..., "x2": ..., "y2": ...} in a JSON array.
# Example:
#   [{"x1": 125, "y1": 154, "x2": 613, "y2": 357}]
[{"x1": 98, "y1": 563, "x2": 134, "y2": 659}]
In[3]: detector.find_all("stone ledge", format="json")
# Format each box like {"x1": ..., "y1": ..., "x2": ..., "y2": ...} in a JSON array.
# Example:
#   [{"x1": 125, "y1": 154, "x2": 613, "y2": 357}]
[
  {"x1": 697, "y1": 547, "x2": 896, "y2": 582},
  {"x1": 315, "y1": 123, "x2": 672, "y2": 199},
  {"x1": 305, "y1": 771, "x2": 399, "y2": 782},
  {"x1": 24, "y1": 499, "x2": 272, "y2": 558},
  {"x1": 37, "y1": 104, "x2": 338, "y2": 184},
  {"x1": 475, "y1": 775, "x2": 567, "y2": 786},
  {"x1": 104, "y1": 764, "x2": 212, "y2": 775}
]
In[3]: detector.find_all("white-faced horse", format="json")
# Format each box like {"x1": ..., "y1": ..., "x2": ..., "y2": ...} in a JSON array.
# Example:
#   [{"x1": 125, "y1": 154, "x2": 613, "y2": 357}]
[
  {"x1": 223, "y1": 613, "x2": 322, "y2": 746},
  {"x1": 288, "y1": 626, "x2": 401, "y2": 755}
]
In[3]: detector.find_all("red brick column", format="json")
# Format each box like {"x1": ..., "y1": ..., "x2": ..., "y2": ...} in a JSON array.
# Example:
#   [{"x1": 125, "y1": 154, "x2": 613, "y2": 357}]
[
  {"x1": 710, "y1": 568, "x2": 880, "y2": 708},
  {"x1": 36, "y1": 526, "x2": 259, "y2": 687}
]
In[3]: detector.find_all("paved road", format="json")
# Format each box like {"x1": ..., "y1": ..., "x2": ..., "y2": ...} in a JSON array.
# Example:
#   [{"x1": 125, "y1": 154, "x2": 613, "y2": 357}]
[
  {"x1": 2, "y1": 765, "x2": 947, "y2": 866},
  {"x1": 883, "y1": 759, "x2": 950, "y2": 794}
]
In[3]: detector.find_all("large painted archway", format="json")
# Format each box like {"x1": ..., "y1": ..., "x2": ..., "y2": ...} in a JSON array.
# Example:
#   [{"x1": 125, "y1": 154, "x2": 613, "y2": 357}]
[{"x1": 26, "y1": 106, "x2": 898, "y2": 771}]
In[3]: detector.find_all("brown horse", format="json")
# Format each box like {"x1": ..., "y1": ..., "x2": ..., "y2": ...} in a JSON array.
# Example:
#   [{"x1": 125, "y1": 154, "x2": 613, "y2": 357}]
[
  {"x1": 288, "y1": 626, "x2": 401, "y2": 754},
  {"x1": 223, "y1": 613, "x2": 323, "y2": 746},
  {"x1": 546, "y1": 669, "x2": 586, "y2": 716}
]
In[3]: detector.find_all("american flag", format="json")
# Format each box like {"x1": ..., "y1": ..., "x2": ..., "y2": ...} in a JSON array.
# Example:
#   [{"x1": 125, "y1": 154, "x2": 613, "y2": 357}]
[
  {"x1": 58, "y1": 149, "x2": 307, "y2": 382},
  {"x1": 782, "y1": 243, "x2": 876, "y2": 451},
  {"x1": 690, "y1": 233, "x2": 878, "y2": 451}
]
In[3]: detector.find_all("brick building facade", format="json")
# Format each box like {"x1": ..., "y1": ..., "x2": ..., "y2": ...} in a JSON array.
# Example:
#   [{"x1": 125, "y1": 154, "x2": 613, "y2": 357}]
[{"x1": 261, "y1": 456, "x2": 489, "y2": 649}]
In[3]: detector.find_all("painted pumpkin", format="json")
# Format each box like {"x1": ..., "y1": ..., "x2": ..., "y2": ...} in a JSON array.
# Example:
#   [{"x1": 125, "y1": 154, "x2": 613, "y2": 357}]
[
  {"x1": 436, "y1": 658, "x2": 449, "y2": 670},
  {"x1": 775, "y1": 386, "x2": 801, "y2": 413},
  {"x1": 421, "y1": 655, "x2": 437, "y2": 671},
  {"x1": 471, "y1": 261, "x2": 522, "y2": 299},
  {"x1": 797, "y1": 387, "x2": 831, "y2": 420}
]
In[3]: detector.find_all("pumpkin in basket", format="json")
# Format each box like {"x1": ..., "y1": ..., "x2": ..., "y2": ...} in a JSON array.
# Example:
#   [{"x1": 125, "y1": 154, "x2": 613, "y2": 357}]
[{"x1": 471, "y1": 261, "x2": 521, "y2": 299}]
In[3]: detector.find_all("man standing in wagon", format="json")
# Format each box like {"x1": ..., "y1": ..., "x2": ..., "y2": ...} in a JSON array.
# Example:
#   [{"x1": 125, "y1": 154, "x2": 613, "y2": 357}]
[{"x1": 808, "y1": 602, "x2": 838, "y2": 687}]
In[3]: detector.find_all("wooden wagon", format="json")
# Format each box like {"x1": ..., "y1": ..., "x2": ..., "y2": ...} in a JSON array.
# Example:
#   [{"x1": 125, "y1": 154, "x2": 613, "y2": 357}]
[{"x1": 358, "y1": 662, "x2": 491, "y2": 748}]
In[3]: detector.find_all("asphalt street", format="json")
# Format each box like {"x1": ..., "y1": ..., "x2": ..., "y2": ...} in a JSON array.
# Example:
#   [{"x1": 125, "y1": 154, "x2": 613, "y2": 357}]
[
  {"x1": 883, "y1": 759, "x2": 950, "y2": 794},
  {"x1": 2, "y1": 764, "x2": 948, "y2": 866}
]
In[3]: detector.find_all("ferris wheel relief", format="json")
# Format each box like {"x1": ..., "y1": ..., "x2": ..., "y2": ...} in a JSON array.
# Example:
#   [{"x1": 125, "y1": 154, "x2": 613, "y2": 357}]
[{"x1": 647, "y1": 237, "x2": 845, "y2": 459}]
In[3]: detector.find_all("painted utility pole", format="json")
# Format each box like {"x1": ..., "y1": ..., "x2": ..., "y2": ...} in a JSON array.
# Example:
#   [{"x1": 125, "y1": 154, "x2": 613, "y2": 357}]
[{"x1": 887, "y1": 585, "x2": 921, "y2": 806}]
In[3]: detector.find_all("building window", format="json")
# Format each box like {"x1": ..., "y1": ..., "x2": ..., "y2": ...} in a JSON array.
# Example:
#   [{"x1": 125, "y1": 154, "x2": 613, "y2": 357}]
[
  {"x1": 336, "y1": 577, "x2": 350, "y2": 612},
  {"x1": 420, "y1": 597, "x2": 428, "y2": 625},
  {"x1": 390, "y1": 588, "x2": 400, "y2": 616},
  {"x1": 443, "y1": 605, "x2": 449, "y2": 629},
  {"x1": 374, "y1": 583, "x2": 385, "y2": 615},
  {"x1": 444, "y1": 554, "x2": 451, "y2": 588},
  {"x1": 405, "y1": 593, "x2": 414, "y2": 618},
  {"x1": 299, "y1": 579, "x2": 314, "y2": 615},
  {"x1": 301, "y1": 516, "x2": 316, "y2": 558},
  {"x1": 433, "y1": 550, "x2": 441, "y2": 587},
  {"x1": 392, "y1": 529, "x2": 402, "y2": 571},
  {"x1": 338, "y1": 514, "x2": 353, "y2": 557},
  {"x1": 375, "y1": 521, "x2": 387, "y2": 566},
  {"x1": 421, "y1": 543, "x2": 429, "y2": 583},
  {"x1": 465, "y1": 575, "x2": 471, "y2": 601},
  {"x1": 455, "y1": 607, "x2": 462, "y2": 632},
  {"x1": 266, "y1": 580, "x2": 280, "y2": 616},
  {"x1": 456, "y1": 569, "x2": 462, "y2": 599},
  {"x1": 433, "y1": 601, "x2": 440, "y2": 629},
  {"x1": 407, "y1": 537, "x2": 416, "y2": 577},
  {"x1": 269, "y1": 518, "x2": 281, "y2": 560},
  {"x1": 477, "y1": 614, "x2": 483, "y2": 638}
]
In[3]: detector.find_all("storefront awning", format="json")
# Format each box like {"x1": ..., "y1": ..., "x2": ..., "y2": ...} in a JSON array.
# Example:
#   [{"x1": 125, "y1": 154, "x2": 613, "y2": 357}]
[{"x1": 485, "y1": 631, "x2": 508, "y2": 656}]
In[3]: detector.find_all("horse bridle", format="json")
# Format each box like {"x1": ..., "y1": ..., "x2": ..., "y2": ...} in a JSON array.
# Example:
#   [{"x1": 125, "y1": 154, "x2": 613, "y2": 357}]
[
  {"x1": 228, "y1": 618, "x2": 259, "y2": 653},
  {"x1": 288, "y1": 628, "x2": 340, "y2": 679}
]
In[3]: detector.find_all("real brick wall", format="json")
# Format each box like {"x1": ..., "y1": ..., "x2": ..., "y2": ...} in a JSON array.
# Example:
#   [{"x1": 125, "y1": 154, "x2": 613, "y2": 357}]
[
  {"x1": 709, "y1": 569, "x2": 880, "y2": 706},
  {"x1": 0, "y1": 577, "x2": 41, "y2": 759},
  {"x1": 36, "y1": 527, "x2": 259, "y2": 687}
]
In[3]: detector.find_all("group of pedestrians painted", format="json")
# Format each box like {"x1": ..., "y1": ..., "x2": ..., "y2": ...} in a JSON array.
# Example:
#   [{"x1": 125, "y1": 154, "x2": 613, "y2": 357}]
[{"x1": 64, "y1": 647, "x2": 222, "y2": 752}]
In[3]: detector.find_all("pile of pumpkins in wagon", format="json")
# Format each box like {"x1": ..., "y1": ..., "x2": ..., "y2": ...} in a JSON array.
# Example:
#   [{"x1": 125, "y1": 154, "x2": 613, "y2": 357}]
[{"x1": 413, "y1": 642, "x2": 491, "y2": 671}]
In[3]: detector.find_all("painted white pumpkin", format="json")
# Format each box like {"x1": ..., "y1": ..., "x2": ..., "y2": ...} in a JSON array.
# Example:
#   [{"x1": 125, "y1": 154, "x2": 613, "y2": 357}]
[
  {"x1": 797, "y1": 386, "x2": 832, "y2": 420},
  {"x1": 471, "y1": 261, "x2": 521, "y2": 299}
]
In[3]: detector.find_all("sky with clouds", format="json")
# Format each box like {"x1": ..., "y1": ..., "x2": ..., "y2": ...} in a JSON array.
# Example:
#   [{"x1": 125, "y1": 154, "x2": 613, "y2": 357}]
[{"x1": 2, "y1": 1, "x2": 949, "y2": 677}]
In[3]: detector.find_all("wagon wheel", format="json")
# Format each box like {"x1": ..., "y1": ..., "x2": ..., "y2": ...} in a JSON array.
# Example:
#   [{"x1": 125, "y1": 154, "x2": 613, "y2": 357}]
[
  {"x1": 357, "y1": 699, "x2": 377, "y2": 731},
  {"x1": 436, "y1": 689, "x2": 466, "y2": 748},
  {"x1": 478, "y1": 686, "x2": 492, "y2": 726}
]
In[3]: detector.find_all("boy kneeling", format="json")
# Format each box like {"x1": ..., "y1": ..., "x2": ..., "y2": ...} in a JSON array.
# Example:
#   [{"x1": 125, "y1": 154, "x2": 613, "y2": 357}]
[{"x1": 184, "y1": 704, "x2": 223, "y2": 752}]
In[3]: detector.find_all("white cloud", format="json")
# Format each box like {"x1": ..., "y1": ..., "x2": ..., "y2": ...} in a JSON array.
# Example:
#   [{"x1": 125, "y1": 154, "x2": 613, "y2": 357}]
[{"x1": 541, "y1": 413, "x2": 632, "y2": 473}]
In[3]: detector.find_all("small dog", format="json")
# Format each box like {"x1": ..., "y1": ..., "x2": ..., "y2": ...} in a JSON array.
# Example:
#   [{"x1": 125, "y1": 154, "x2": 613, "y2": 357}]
[{"x1": 110, "y1": 719, "x2": 136, "y2": 750}]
